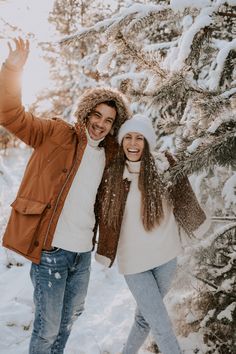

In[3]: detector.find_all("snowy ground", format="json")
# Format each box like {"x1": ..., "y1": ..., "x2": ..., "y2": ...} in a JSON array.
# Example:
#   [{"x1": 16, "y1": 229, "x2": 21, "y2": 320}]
[{"x1": 0, "y1": 148, "x2": 209, "y2": 354}]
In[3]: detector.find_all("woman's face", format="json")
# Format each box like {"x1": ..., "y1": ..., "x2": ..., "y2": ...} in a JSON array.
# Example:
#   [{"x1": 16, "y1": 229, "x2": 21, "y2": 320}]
[{"x1": 122, "y1": 132, "x2": 145, "y2": 162}]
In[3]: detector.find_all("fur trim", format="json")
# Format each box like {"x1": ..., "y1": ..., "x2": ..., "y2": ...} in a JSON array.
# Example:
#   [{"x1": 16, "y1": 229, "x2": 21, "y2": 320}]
[{"x1": 75, "y1": 87, "x2": 131, "y2": 136}]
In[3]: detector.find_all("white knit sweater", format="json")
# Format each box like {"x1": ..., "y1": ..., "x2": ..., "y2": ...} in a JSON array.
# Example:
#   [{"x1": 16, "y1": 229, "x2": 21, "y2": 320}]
[
  {"x1": 52, "y1": 131, "x2": 105, "y2": 252},
  {"x1": 117, "y1": 161, "x2": 182, "y2": 275}
]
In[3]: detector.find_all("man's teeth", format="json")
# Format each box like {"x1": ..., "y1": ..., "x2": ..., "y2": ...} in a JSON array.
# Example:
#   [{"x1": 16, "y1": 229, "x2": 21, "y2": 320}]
[{"x1": 94, "y1": 127, "x2": 103, "y2": 132}]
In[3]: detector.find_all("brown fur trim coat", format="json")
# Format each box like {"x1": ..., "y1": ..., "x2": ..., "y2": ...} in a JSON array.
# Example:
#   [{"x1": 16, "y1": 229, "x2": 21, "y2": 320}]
[{"x1": 0, "y1": 63, "x2": 130, "y2": 264}]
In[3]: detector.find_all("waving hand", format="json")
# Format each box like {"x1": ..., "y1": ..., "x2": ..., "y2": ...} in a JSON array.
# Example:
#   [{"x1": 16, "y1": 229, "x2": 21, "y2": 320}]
[{"x1": 6, "y1": 37, "x2": 29, "y2": 70}]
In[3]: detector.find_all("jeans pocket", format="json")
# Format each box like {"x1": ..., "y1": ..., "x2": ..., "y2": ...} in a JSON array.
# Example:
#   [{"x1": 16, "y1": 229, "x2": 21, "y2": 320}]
[
  {"x1": 42, "y1": 248, "x2": 61, "y2": 255},
  {"x1": 42, "y1": 247, "x2": 61, "y2": 255}
]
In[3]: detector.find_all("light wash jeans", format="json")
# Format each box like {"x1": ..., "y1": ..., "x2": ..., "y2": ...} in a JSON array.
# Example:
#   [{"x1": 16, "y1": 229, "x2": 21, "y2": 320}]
[
  {"x1": 122, "y1": 258, "x2": 181, "y2": 354},
  {"x1": 29, "y1": 248, "x2": 91, "y2": 354}
]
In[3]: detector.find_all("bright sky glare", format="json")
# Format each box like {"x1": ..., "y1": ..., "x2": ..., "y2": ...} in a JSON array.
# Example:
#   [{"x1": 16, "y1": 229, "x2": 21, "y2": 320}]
[{"x1": 0, "y1": 0, "x2": 55, "y2": 105}]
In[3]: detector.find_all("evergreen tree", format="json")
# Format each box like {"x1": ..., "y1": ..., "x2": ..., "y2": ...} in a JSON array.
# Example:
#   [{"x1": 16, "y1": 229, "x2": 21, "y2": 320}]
[{"x1": 61, "y1": 1, "x2": 236, "y2": 352}]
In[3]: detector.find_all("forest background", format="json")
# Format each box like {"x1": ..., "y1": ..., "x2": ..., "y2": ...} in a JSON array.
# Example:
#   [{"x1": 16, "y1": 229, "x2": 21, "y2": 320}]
[{"x1": 0, "y1": 0, "x2": 235, "y2": 353}]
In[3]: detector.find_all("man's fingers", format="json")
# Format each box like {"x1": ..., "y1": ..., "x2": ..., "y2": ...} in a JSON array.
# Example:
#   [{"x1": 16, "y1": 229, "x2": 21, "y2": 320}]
[
  {"x1": 18, "y1": 37, "x2": 26, "y2": 50},
  {"x1": 18, "y1": 37, "x2": 23, "y2": 49},
  {"x1": 7, "y1": 42, "x2": 13, "y2": 53},
  {"x1": 25, "y1": 39, "x2": 30, "y2": 52},
  {"x1": 18, "y1": 37, "x2": 30, "y2": 52},
  {"x1": 12, "y1": 38, "x2": 21, "y2": 51},
  {"x1": 8, "y1": 37, "x2": 29, "y2": 54},
  {"x1": 6, "y1": 36, "x2": 29, "y2": 67}
]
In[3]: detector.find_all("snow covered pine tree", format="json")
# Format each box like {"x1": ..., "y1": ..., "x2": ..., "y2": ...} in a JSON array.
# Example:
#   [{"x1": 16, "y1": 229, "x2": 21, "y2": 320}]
[{"x1": 55, "y1": 0, "x2": 235, "y2": 352}]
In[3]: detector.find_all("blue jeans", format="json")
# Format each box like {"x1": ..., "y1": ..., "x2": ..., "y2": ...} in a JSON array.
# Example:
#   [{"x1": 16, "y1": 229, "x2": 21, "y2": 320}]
[
  {"x1": 122, "y1": 258, "x2": 181, "y2": 354},
  {"x1": 29, "y1": 248, "x2": 91, "y2": 354}
]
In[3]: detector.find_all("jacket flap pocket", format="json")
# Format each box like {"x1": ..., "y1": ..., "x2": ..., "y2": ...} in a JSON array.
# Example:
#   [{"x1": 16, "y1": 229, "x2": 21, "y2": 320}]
[{"x1": 11, "y1": 198, "x2": 48, "y2": 215}]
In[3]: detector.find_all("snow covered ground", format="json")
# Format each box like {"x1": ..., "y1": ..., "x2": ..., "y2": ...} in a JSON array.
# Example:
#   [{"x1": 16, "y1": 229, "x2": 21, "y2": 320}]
[{"x1": 0, "y1": 147, "x2": 209, "y2": 354}]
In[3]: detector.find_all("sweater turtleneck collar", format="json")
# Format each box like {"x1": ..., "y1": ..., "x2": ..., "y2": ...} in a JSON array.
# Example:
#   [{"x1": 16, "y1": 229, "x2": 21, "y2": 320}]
[
  {"x1": 123, "y1": 160, "x2": 141, "y2": 180},
  {"x1": 85, "y1": 128, "x2": 104, "y2": 148}
]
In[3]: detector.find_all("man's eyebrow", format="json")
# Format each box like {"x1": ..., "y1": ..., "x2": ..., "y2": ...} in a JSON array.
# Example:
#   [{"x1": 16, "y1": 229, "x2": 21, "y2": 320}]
[
  {"x1": 91, "y1": 109, "x2": 102, "y2": 116},
  {"x1": 92, "y1": 109, "x2": 115, "y2": 121}
]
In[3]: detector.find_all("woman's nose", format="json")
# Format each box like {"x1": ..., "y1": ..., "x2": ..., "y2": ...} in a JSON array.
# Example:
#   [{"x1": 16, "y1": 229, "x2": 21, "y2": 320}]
[{"x1": 130, "y1": 138, "x2": 137, "y2": 146}]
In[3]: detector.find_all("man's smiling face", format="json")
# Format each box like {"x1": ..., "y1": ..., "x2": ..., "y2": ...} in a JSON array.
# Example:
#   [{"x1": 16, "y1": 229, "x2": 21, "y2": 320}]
[{"x1": 87, "y1": 103, "x2": 117, "y2": 140}]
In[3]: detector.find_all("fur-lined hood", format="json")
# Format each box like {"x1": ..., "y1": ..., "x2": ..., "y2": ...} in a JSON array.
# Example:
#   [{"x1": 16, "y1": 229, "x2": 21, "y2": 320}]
[{"x1": 75, "y1": 87, "x2": 131, "y2": 136}]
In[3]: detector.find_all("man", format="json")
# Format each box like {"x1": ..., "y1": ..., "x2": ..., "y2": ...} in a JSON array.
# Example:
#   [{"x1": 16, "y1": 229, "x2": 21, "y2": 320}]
[{"x1": 0, "y1": 37, "x2": 130, "y2": 354}]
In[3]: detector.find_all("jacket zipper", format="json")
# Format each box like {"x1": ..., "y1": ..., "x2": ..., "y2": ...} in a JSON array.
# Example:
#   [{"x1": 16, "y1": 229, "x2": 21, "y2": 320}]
[{"x1": 43, "y1": 141, "x2": 82, "y2": 247}]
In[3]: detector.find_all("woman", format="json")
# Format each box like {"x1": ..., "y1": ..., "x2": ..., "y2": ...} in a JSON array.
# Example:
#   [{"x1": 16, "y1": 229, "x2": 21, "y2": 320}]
[{"x1": 95, "y1": 114, "x2": 208, "y2": 354}]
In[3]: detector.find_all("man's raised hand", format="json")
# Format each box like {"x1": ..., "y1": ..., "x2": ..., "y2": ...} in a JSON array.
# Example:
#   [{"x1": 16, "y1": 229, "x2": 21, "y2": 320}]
[{"x1": 6, "y1": 37, "x2": 29, "y2": 70}]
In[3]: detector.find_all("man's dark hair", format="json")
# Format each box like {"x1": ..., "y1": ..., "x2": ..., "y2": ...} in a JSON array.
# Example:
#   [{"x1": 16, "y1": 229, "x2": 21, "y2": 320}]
[{"x1": 103, "y1": 100, "x2": 117, "y2": 110}]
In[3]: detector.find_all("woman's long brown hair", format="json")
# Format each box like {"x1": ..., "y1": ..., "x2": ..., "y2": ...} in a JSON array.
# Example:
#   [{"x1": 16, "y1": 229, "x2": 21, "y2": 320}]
[{"x1": 101, "y1": 139, "x2": 165, "y2": 231}]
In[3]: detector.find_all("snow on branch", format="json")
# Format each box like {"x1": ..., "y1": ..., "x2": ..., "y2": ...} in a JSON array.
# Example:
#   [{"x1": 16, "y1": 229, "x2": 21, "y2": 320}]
[
  {"x1": 171, "y1": 7, "x2": 214, "y2": 71},
  {"x1": 222, "y1": 173, "x2": 236, "y2": 208},
  {"x1": 112, "y1": 31, "x2": 166, "y2": 79},
  {"x1": 208, "y1": 38, "x2": 236, "y2": 90},
  {"x1": 149, "y1": 70, "x2": 202, "y2": 106},
  {"x1": 192, "y1": 91, "x2": 233, "y2": 122},
  {"x1": 59, "y1": 3, "x2": 169, "y2": 45},
  {"x1": 167, "y1": 127, "x2": 236, "y2": 182}
]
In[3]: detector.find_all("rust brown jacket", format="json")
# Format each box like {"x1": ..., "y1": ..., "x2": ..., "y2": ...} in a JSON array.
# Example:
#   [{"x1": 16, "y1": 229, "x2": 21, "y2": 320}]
[
  {"x1": 0, "y1": 63, "x2": 130, "y2": 264},
  {"x1": 95, "y1": 156, "x2": 207, "y2": 267}
]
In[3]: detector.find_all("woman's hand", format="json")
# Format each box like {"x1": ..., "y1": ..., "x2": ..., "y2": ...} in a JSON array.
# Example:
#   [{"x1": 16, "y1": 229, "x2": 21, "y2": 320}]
[{"x1": 5, "y1": 37, "x2": 29, "y2": 70}]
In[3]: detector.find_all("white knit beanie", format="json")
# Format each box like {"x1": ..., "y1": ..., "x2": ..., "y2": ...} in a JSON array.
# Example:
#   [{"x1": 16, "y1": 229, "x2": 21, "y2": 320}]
[{"x1": 118, "y1": 114, "x2": 156, "y2": 150}]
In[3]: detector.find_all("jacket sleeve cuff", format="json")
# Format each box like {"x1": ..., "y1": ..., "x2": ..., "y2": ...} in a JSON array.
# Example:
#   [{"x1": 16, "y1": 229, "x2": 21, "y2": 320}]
[
  {"x1": 95, "y1": 253, "x2": 112, "y2": 267},
  {"x1": 179, "y1": 213, "x2": 212, "y2": 249},
  {"x1": 193, "y1": 214, "x2": 212, "y2": 239}
]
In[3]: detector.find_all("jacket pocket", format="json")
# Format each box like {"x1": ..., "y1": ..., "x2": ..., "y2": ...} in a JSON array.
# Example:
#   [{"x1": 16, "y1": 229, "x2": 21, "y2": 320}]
[
  {"x1": 7, "y1": 197, "x2": 48, "y2": 254},
  {"x1": 11, "y1": 197, "x2": 48, "y2": 215}
]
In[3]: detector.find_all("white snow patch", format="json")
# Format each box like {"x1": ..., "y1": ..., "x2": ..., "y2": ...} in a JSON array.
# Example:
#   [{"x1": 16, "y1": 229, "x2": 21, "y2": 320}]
[
  {"x1": 170, "y1": 0, "x2": 211, "y2": 12},
  {"x1": 217, "y1": 302, "x2": 236, "y2": 321},
  {"x1": 222, "y1": 173, "x2": 236, "y2": 208}
]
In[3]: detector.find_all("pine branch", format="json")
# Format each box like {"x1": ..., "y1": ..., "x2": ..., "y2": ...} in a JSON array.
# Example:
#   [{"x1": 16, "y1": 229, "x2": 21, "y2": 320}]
[
  {"x1": 205, "y1": 262, "x2": 229, "y2": 269},
  {"x1": 168, "y1": 129, "x2": 236, "y2": 182},
  {"x1": 185, "y1": 27, "x2": 212, "y2": 68},
  {"x1": 192, "y1": 91, "x2": 232, "y2": 122},
  {"x1": 58, "y1": 16, "x2": 118, "y2": 45},
  {"x1": 114, "y1": 31, "x2": 166, "y2": 79},
  {"x1": 212, "y1": 216, "x2": 236, "y2": 222},
  {"x1": 58, "y1": 4, "x2": 170, "y2": 46},
  {"x1": 148, "y1": 70, "x2": 203, "y2": 109},
  {"x1": 126, "y1": 8, "x2": 178, "y2": 34},
  {"x1": 104, "y1": 12, "x2": 138, "y2": 40},
  {"x1": 218, "y1": 11, "x2": 236, "y2": 18},
  {"x1": 219, "y1": 49, "x2": 236, "y2": 87},
  {"x1": 194, "y1": 275, "x2": 218, "y2": 290}
]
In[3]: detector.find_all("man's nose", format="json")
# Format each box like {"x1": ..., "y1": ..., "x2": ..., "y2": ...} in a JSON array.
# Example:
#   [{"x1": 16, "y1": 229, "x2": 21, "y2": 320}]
[{"x1": 96, "y1": 119, "x2": 105, "y2": 128}]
